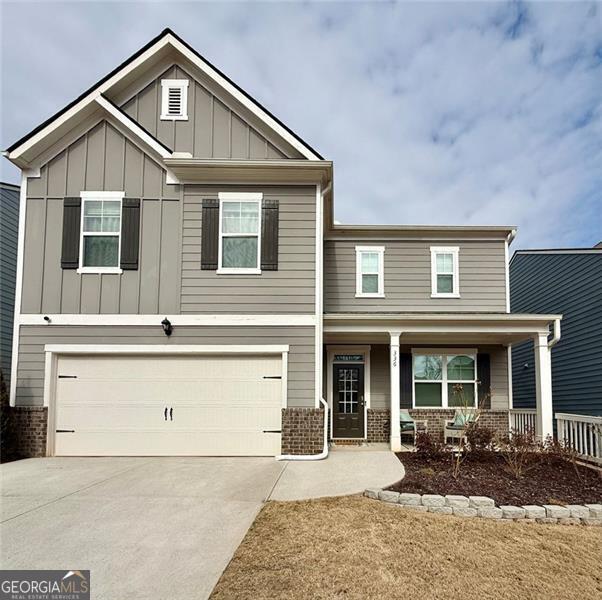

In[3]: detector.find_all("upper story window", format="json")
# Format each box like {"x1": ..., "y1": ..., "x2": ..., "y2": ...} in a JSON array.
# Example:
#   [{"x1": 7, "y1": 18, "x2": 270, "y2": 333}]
[
  {"x1": 430, "y1": 246, "x2": 459, "y2": 298},
  {"x1": 355, "y1": 246, "x2": 385, "y2": 298},
  {"x1": 160, "y1": 79, "x2": 189, "y2": 120},
  {"x1": 217, "y1": 192, "x2": 262, "y2": 274},
  {"x1": 79, "y1": 191, "x2": 123, "y2": 274},
  {"x1": 413, "y1": 350, "x2": 477, "y2": 408}
]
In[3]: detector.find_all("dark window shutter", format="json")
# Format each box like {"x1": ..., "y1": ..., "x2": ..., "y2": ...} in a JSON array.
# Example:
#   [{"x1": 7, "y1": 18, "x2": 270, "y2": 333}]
[
  {"x1": 201, "y1": 199, "x2": 219, "y2": 270},
  {"x1": 261, "y1": 199, "x2": 279, "y2": 271},
  {"x1": 477, "y1": 353, "x2": 491, "y2": 409},
  {"x1": 120, "y1": 198, "x2": 141, "y2": 270},
  {"x1": 61, "y1": 197, "x2": 81, "y2": 269},
  {"x1": 399, "y1": 352, "x2": 413, "y2": 409}
]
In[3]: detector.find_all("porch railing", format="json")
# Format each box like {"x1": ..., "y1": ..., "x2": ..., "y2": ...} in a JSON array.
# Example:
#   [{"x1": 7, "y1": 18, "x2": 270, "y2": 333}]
[
  {"x1": 508, "y1": 409, "x2": 537, "y2": 434},
  {"x1": 556, "y1": 413, "x2": 602, "y2": 465}
]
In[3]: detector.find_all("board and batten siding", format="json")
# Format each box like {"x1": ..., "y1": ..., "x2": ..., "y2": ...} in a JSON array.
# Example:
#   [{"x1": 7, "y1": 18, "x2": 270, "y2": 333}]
[
  {"x1": 0, "y1": 183, "x2": 20, "y2": 384},
  {"x1": 16, "y1": 325, "x2": 315, "y2": 408},
  {"x1": 181, "y1": 185, "x2": 316, "y2": 314},
  {"x1": 324, "y1": 239, "x2": 507, "y2": 312},
  {"x1": 119, "y1": 64, "x2": 296, "y2": 159},
  {"x1": 511, "y1": 252, "x2": 602, "y2": 417},
  {"x1": 368, "y1": 344, "x2": 509, "y2": 410},
  {"x1": 21, "y1": 120, "x2": 181, "y2": 315}
]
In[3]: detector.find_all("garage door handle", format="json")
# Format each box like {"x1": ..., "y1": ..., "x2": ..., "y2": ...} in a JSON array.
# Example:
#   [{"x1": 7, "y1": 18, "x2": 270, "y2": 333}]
[
  {"x1": 56, "y1": 429, "x2": 75, "y2": 433},
  {"x1": 263, "y1": 376, "x2": 282, "y2": 380},
  {"x1": 164, "y1": 407, "x2": 168, "y2": 421},
  {"x1": 170, "y1": 407, "x2": 173, "y2": 421},
  {"x1": 263, "y1": 430, "x2": 281, "y2": 434}
]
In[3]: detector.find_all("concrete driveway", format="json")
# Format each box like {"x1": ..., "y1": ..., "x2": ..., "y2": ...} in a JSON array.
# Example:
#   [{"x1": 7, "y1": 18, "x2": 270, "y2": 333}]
[
  {"x1": 1, "y1": 457, "x2": 285, "y2": 600},
  {"x1": 0, "y1": 451, "x2": 404, "y2": 599}
]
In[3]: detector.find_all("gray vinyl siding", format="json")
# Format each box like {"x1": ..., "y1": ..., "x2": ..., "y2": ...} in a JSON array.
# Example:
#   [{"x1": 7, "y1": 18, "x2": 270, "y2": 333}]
[
  {"x1": 511, "y1": 252, "x2": 602, "y2": 416},
  {"x1": 0, "y1": 183, "x2": 19, "y2": 384},
  {"x1": 21, "y1": 120, "x2": 181, "y2": 315},
  {"x1": 368, "y1": 344, "x2": 509, "y2": 410},
  {"x1": 324, "y1": 239, "x2": 507, "y2": 312},
  {"x1": 181, "y1": 185, "x2": 316, "y2": 314},
  {"x1": 16, "y1": 325, "x2": 315, "y2": 408},
  {"x1": 118, "y1": 64, "x2": 297, "y2": 159}
]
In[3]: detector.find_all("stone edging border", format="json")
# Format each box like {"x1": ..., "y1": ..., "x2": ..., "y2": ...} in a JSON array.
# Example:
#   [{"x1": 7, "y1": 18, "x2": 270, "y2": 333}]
[{"x1": 364, "y1": 488, "x2": 602, "y2": 526}]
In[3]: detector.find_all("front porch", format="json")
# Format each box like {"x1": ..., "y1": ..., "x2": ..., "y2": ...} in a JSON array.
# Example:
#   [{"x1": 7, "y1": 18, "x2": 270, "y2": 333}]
[{"x1": 323, "y1": 312, "x2": 562, "y2": 451}]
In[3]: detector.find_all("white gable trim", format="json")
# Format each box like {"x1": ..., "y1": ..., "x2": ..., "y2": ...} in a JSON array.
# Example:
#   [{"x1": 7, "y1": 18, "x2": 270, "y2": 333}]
[
  {"x1": 165, "y1": 35, "x2": 320, "y2": 160},
  {"x1": 7, "y1": 36, "x2": 173, "y2": 162},
  {"x1": 7, "y1": 32, "x2": 320, "y2": 163},
  {"x1": 96, "y1": 96, "x2": 172, "y2": 159}
]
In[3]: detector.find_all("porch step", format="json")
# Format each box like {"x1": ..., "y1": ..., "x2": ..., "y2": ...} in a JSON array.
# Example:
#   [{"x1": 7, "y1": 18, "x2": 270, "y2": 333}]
[{"x1": 331, "y1": 439, "x2": 365, "y2": 447}]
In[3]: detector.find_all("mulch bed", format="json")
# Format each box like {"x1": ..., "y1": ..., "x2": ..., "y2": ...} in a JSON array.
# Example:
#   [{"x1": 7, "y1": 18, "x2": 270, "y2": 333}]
[{"x1": 389, "y1": 452, "x2": 602, "y2": 505}]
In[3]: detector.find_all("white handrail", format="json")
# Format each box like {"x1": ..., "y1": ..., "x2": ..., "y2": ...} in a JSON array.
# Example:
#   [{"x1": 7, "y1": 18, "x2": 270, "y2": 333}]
[
  {"x1": 508, "y1": 409, "x2": 537, "y2": 434},
  {"x1": 556, "y1": 412, "x2": 602, "y2": 465}
]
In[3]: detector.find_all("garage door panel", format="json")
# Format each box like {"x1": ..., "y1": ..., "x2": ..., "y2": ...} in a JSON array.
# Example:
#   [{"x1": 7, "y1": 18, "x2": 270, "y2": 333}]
[
  {"x1": 58, "y1": 355, "x2": 280, "y2": 380},
  {"x1": 174, "y1": 404, "x2": 281, "y2": 429},
  {"x1": 56, "y1": 431, "x2": 281, "y2": 456},
  {"x1": 54, "y1": 353, "x2": 283, "y2": 456}
]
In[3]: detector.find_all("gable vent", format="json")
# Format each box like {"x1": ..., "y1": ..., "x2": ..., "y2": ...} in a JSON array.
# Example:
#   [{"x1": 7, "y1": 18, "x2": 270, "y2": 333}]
[
  {"x1": 160, "y1": 79, "x2": 189, "y2": 121},
  {"x1": 168, "y1": 87, "x2": 182, "y2": 115}
]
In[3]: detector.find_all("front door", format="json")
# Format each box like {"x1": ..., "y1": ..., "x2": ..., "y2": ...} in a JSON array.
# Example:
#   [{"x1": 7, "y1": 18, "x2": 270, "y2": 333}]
[{"x1": 332, "y1": 364, "x2": 365, "y2": 438}]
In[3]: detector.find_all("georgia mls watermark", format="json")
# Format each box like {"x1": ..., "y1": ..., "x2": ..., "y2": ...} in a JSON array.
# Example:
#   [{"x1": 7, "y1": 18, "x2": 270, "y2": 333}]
[{"x1": 0, "y1": 570, "x2": 90, "y2": 600}]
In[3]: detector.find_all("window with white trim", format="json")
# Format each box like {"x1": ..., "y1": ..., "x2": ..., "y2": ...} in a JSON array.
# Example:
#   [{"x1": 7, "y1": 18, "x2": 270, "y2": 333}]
[
  {"x1": 79, "y1": 191, "x2": 123, "y2": 273},
  {"x1": 413, "y1": 351, "x2": 477, "y2": 408},
  {"x1": 430, "y1": 246, "x2": 459, "y2": 297},
  {"x1": 218, "y1": 193, "x2": 262, "y2": 273},
  {"x1": 160, "y1": 79, "x2": 189, "y2": 120},
  {"x1": 355, "y1": 246, "x2": 385, "y2": 297}
]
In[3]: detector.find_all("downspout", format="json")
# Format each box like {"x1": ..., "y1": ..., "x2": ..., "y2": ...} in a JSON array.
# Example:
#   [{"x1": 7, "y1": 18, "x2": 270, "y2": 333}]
[
  {"x1": 276, "y1": 179, "x2": 332, "y2": 462},
  {"x1": 276, "y1": 396, "x2": 329, "y2": 461},
  {"x1": 548, "y1": 317, "x2": 561, "y2": 349}
]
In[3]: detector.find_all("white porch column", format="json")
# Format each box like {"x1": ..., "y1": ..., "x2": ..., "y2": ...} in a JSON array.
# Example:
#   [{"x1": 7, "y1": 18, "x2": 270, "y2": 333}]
[
  {"x1": 534, "y1": 333, "x2": 553, "y2": 439},
  {"x1": 389, "y1": 331, "x2": 402, "y2": 452}
]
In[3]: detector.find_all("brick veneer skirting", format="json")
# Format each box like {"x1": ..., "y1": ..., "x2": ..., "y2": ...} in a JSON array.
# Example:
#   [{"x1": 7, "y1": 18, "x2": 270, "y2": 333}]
[
  {"x1": 409, "y1": 409, "x2": 509, "y2": 441},
  {"x1": 281, "y1": 408, "x2": 324, "y2": 455},
  {"x1": 10, "y1": 407, "x2": 48, "y2": 458},
  {"x1": 367, "y1": 409, "x2": 390, "y2": 442}
]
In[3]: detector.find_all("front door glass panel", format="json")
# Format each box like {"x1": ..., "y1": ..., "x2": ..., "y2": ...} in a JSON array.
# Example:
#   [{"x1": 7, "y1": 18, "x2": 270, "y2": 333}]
[{"x1": 337, "y1": 367, "x2": 360, "y2": 414}]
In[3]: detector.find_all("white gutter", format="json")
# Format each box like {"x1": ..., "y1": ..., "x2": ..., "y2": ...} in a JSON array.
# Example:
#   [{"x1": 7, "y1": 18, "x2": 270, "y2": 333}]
[
  {"x1": 548, "y1": 318, "x2": 561, "y2": 349},
  {"x1": 276, "y1": 397, "x2": 329, "y2": 461}
]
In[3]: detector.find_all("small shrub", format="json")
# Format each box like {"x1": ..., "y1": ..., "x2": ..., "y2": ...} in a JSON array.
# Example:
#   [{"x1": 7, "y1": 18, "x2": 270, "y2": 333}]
[
  {"x1": 543, "y1": 435, "x2": 582, "y2": 480},
  {"x1": 415, "y1": 431, "x2": 448, "y2": 459},
  {"x1": 465, "y1": 423, "x2": 496, "y2": 456},
  {"x1": 497, "y1": 428, "x2": 542, "y2": 479}
]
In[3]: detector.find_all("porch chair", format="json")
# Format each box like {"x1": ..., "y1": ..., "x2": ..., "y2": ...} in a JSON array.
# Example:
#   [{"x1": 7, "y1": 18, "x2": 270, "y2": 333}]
[
  {"x1": 444, "y1": 410, "x2": 480, "y2": 444},
  {"x1": 400, "y1": 410, "x2": 427, "y2": 443}
]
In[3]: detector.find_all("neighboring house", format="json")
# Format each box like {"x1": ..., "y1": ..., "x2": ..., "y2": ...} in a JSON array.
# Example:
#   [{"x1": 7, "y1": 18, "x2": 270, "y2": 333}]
[
  {"x1": 511, "y1": 245, "x2": 602, "y2": 418},
  {"x1": 0, "y1": 182, "x2": 19, "y2": 386},
  {"x1": 3, "y1": 29, "x2": 560, "y2": 458}
]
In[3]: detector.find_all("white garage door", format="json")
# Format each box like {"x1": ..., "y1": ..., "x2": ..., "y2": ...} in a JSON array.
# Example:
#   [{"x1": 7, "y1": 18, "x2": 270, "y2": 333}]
[{"x1": 54, "y1": 354, "x2": 283, "y2": 456}]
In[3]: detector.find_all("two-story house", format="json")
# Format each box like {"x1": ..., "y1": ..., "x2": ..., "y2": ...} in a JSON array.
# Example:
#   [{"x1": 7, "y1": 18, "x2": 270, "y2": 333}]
[{"x1": 4, "y1": 29, "x2": 561, "y2": 458}]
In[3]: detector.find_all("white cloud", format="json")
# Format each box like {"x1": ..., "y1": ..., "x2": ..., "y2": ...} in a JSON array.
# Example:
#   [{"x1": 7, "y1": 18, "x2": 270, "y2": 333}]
[{"x1": 1, "y1": 1, "x2": 600, "y2": 249}]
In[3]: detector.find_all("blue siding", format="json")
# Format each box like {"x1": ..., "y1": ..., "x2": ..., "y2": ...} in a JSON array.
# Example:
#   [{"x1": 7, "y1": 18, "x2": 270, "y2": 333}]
[
  {"x1": 0, "y1": 183, "x2": 19, "y2": 386},
  {"x1": 510, "y1": 251, "x2": 602, "y2": 417}
]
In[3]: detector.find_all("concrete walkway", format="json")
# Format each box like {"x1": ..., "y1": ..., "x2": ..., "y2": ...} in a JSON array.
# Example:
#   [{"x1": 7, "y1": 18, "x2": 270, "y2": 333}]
[
  {"x1": 0, "y1": 449, "x2": 403, "y2": 599},
  {"x1": 269, "y1": 445, "x2": 405, "y2": 501}
]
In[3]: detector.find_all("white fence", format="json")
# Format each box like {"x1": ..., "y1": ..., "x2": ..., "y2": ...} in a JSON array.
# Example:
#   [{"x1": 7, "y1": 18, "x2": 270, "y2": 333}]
[
  {"x1": 556, "y1": 413, "x2": 602, "y2": 465},
  {"x1": 508, "y1": 409, "x2": 537, "y2": 434}
]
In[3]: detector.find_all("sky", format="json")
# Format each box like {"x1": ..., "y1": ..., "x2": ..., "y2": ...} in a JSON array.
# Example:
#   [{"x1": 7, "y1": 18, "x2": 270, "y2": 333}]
[{"x1": 1, "y1": 1, "x2": 601, "y2": 250}]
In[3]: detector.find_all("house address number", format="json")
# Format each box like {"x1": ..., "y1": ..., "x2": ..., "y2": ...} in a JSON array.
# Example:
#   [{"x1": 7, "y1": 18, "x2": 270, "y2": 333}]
[{"x1": 334, "y1": 354, "x2": 364, "y2": 362}]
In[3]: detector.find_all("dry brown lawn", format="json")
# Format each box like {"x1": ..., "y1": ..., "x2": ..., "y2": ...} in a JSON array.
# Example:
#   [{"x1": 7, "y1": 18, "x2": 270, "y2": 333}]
[{"x1": 211, "y1": 495, "x2": 602, "y2": 600}]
